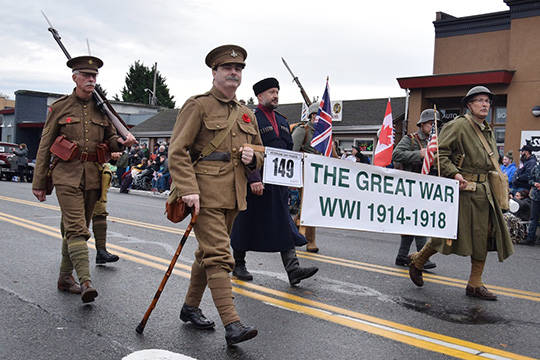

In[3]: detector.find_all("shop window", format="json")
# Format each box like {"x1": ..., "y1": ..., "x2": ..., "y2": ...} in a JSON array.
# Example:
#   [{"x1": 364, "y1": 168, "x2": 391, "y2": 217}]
[{"x1": 494, "y1": 107, "x2": 506, "y2": 124}]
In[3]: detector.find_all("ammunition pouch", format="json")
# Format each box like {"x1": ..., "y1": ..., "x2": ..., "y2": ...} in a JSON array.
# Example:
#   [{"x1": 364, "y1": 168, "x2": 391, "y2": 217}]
[
  {"x1": 50, "y1": 135, "x2": 79, "y2": 161},
  {"x1": 96, "y1": 143, "x2": 111, "y2": 164}
]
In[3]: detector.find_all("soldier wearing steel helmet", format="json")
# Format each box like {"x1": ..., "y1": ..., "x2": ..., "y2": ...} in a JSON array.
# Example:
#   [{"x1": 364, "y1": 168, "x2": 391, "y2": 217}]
[
  {"x1": 391, "y1": 109, "x2": 439, "y2": 269},
  {"x1": 32, "y1": 55, "x2": 136, "y2": 304},
  {"x1": 168, "y1": 44, "x2": 263, "y2": 345},
  {"x1": 408, "y1": 86, "x2": 513, "y2": 301},
  {"x1": 291, "y1": 102, "x2": 321, "y2": 253}
]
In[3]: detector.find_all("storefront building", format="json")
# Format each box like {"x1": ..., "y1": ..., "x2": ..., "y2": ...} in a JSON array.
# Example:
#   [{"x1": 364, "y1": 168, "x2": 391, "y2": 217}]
[{"x1": 397, "y1": 0, "x2": 540, "y2": 161}]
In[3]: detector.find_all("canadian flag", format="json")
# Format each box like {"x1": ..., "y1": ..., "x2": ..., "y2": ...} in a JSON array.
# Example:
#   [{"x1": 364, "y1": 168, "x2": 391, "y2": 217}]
[{"x1": 373, "y1": 99, "x2": 394, "y2": 167}]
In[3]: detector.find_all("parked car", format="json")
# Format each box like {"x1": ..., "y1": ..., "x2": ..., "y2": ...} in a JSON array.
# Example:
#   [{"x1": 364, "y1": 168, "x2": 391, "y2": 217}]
[{"x1": 0, "y1": 142, "x2": 34, "y2": 181}]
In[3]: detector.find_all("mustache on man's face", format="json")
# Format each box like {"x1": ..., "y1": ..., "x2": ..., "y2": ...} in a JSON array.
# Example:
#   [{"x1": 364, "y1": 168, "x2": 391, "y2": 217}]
[
  {"x1": 225, "y1": 76, "x2": 240, "y2": 82},
  {"x1": 84, "y1": 82, "x2": 96, "y2": 87}
]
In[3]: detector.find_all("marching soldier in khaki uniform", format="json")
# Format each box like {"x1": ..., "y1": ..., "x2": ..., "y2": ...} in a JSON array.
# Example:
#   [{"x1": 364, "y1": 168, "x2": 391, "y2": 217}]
[
  {"x1": 408, "y1": 86, "x2": 513, "y2": 300},
  {"x1": 168, "y1": 45, "x2": 263, "y2": 345},
  {"x1": 392, "y1": 109, "x2": 437, "y2": 269},
  {"x1": 32, "y1": 56, "x2": 135, "y2": 303}
]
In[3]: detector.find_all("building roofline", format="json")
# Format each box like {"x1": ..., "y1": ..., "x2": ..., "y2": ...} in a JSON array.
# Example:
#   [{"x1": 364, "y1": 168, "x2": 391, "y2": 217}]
[
  {"x1": 433, "y1": 10, "x2": 510, "y2": 38},
  {"x1": 397, "y1": 70, "x2": 515, "y2": 89},
  {"x1": 14, "y1": 89, "x2": 162, "y2": 109}
]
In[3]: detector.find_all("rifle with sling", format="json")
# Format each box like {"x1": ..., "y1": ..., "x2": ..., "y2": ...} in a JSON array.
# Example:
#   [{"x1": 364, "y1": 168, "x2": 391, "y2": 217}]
[{"x1": 41, "y1": 11, "x2": 131, "y2": 140}]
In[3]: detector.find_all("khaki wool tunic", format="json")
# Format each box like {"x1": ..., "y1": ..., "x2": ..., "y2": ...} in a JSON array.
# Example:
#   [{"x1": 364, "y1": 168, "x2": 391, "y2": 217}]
[
  {"x1": 168, "y1": 87, "x2": 263, "y2": 210},
  {"x1": 431, "y1": 114, "x2": 513, "y2": 261},
  {"x1": 32, "y1": 90, "x2": 123, "y2": 191}
]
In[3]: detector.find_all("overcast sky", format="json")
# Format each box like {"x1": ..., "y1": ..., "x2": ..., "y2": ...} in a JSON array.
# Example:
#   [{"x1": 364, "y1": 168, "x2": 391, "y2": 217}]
[{"x1": 0, "y1": 0, "x2": 509, "y2": 107}]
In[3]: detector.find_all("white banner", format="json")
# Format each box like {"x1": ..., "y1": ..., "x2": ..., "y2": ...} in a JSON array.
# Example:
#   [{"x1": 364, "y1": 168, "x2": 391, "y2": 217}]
[
  {"x1": 262, "y1": 147, "x2": 303, "y2": 187},
  {"x1": 300, "y1": 154, "x2": 459, "y2": 239}
]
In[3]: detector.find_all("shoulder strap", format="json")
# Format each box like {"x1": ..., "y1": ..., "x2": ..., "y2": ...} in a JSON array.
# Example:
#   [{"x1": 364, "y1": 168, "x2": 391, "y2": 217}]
[
  {"x1": 465, "y1": 116, "x2": 501, "y2": 173},
  {"x1": 411, "y1": 133, "x2": 423, "y2": 150},
  {"x1": 193, "y1": 105, "x2": 240, "y2": 165}
]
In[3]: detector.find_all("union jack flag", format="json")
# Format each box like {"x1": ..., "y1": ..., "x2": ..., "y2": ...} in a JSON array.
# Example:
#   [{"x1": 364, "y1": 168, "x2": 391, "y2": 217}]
[
  {"x1": 421, "y1": 125, "x2": 438, "y2": 175},
  {"x1": 310, "y1": 79, "x2": 333, "y2": 156}
]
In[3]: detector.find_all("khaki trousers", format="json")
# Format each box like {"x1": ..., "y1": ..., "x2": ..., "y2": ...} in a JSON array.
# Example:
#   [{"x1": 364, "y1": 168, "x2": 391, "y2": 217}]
[{"x1": 185, "y1": 207, "x2": 240, "y2": 326}]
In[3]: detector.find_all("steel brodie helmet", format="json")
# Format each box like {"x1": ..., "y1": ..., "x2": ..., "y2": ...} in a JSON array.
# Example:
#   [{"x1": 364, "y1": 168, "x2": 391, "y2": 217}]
[
  {"x1": 417, "y1": 109, "x2": 439, "y2": 126},
  {"x1": 462, "y1": 86, "x2": 494, "y2": 105}
]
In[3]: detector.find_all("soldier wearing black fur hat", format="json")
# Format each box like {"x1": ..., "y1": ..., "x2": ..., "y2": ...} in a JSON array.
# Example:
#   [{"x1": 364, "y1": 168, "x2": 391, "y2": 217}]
[{"x1": 230, "y1": 77, "x2": 318, "y2": 286}]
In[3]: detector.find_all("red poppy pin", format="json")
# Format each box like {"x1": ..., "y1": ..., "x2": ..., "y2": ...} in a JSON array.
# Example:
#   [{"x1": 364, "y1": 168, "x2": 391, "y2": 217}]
[
  {"x1": 242, "y1": 114, "x2": 251, "y2": 123},
  {"x1": 47, "y1": 106, "x2": 52, "y2": 113},
  {"x1": 66, "y1": 117, "x2": 72, "y2": 123}
]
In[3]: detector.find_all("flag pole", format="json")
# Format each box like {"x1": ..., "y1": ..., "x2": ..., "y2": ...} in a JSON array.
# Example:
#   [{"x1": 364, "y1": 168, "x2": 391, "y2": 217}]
[{"x1": 433, "y1": 104, "x2": 441, "y2": 177}]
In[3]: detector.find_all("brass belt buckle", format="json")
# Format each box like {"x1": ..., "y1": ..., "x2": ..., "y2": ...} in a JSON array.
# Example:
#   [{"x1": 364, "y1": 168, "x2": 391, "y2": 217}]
[{"x1": 80, "y1": 152, "x2": 88, "y2": 161}]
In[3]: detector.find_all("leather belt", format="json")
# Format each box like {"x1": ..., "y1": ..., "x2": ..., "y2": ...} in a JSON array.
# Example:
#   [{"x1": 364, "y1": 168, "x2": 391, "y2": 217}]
[
  {"x1": 200, "y1": 152, "x2": 231, "y2": 162},
  {"x1": 462, "y1": 172, "x2": 488, "y2": 183},
  {"x1": 79, "y1": 151, "x2": 98, "y2": 162}
]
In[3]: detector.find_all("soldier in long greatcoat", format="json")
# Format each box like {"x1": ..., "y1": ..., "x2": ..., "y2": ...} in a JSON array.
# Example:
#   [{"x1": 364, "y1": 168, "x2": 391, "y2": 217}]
[
  {"x1": 408, "y1": 86, "x2": 513, "y2": 300},
  {"x1": 230, "y1": 77, "x2": 317, "y2": 286}
]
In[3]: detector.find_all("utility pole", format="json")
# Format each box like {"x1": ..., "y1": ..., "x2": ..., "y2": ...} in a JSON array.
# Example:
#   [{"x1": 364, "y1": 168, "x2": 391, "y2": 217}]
[{"x1": 151, "y1": 62, "x2": 157, "y2": 106}]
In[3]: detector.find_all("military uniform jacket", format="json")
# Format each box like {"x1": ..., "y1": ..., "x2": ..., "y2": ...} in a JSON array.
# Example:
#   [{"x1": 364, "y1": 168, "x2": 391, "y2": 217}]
[
  {"x1": 168, "y1": 87, "x2": 263, "y2": 210},
  {"x1": 433, "y1": 114, "x2": 513, "y2": 261},
  {"x1": 392, "y1": 130, "x2": 427, "y2": 173},
  {"x1": 32, "y1": 90, "x2": 123, "y2": 190},
  {"x1": 291, "y1": 122, "x2": 318, "y2": 153},
  {"x1": 231, "y1": 108, "x2": 301, "y2": 252}
]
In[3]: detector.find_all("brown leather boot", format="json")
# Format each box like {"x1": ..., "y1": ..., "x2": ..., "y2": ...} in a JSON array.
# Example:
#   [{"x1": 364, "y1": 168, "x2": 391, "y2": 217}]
[
  {"x1": 305, "y1": 227, "x2": 319, "y2": 253},
  {"x1": 57, "y1": 273, "x2": 81, "y2": 294},
  {"x1": 80, "y1": 280, "x2": 98, "y2": 303},
  {"x1": 466, "y1": 285, "x2": 497, "y2": 301}
]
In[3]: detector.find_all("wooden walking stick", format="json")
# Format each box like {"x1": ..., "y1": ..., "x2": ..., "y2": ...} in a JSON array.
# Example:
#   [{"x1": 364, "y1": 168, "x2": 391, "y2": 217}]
[{"x1": 136, "y1": 212, "x2": 197, "y2": 334}]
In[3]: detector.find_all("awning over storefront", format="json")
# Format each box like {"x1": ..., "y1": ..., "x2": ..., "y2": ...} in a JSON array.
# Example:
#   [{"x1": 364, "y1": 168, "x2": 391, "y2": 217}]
[{"x1": 397, "y1": 70, "x2": 515, "y2": 89}]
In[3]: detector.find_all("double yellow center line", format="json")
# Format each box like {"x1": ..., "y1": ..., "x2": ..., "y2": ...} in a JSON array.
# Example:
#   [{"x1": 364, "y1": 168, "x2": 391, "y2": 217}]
[{"x1": 0, "y1": 196, "x2": 537, "y2": 360}]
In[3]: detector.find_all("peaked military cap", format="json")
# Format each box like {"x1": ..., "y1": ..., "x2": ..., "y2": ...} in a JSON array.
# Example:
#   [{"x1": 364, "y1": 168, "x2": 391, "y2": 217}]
[
  {"x1": 66, "y1": 56, "x2": 103, "y2": 74},
  {"x1": 205, "y1": 44, "x2": 247, "y2": 69},
  {"x1": 253, "y1": 77, "x2": 280, "y2": 96}
]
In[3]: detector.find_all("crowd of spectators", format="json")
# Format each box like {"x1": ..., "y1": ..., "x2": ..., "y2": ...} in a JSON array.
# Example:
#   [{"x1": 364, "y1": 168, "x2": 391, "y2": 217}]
[
  {"x1": 501, "y1": 145, "x2": 539, "y2": 245},
  {"x1": 110, "y1": 141, "x2": 170, "y2": 194}
]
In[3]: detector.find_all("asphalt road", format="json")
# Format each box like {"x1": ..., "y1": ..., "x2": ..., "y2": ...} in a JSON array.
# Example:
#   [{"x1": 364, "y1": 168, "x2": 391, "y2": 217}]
[{"x1": 1, "y1": 181, "x2": 539, "y2": 360}]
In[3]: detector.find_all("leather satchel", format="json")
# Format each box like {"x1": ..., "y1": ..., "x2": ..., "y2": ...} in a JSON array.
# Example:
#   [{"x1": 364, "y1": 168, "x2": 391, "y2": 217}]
[
  {"x1": 466, "y1": 116, "x2": 509, "y2": 210},
  {"x1": 165, "y1": 183, "x2": 191, "y2": 223}
]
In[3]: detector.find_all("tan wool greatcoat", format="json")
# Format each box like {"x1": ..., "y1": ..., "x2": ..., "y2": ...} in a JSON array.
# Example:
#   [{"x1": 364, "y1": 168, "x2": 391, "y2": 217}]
[{"x1": 432, "y1": 114, "x2": 513, "y2": 261}]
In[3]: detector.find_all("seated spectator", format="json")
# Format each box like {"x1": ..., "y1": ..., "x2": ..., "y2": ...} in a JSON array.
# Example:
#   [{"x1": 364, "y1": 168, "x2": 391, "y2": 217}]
[
  {"x1": 151, "y1": 154, "x2": 170, "y2": 193},
  {"x1": 505, "y1": 190, "x2": 532, "y2": 244}
]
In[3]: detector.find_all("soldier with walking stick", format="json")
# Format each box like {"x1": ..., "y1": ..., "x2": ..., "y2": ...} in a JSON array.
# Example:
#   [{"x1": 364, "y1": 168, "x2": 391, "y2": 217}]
[{"x1": 167, "y1": 44, "x2": 263, "y2": 345}]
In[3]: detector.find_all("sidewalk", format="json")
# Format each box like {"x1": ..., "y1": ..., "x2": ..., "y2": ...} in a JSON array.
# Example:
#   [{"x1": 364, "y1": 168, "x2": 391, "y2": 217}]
[{"x1": 109, "y1": 186, "x2": 169, "y2": 199}]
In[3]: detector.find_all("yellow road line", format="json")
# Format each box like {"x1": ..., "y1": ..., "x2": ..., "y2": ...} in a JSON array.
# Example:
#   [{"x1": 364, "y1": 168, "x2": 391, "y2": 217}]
[
  {"x1": 0, "y1": 213, "x2": 536, "y2": 360},
  {"x1": 1, "y1": 194, "x2": 539, "y2": 301}
]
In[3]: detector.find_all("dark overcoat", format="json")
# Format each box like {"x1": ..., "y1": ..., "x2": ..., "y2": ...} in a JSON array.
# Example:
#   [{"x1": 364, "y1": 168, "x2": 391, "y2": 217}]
[{"x1": 231, "y1": 107, "x2": 306, "y2": 252}]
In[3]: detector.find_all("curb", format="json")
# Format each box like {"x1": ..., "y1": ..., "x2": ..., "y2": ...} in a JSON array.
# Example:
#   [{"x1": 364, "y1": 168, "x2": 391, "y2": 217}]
[{"x1": 109, "y1": 186, "x2": 169, "y2": 199}]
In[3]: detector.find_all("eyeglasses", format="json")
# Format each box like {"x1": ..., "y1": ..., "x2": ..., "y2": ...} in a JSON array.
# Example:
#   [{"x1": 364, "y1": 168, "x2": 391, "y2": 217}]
[{"x1": 470, "y1": 98, "x2": 491, "y2": 105}]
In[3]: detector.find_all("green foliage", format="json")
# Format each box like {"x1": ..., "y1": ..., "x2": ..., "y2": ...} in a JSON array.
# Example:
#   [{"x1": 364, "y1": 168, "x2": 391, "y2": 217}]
[{"x1": 119, "y1": 61, "x2": 175, "y2": 108}]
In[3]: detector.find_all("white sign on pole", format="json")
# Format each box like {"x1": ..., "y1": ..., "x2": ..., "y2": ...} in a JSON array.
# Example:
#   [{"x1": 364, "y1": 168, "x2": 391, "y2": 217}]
[
  {"x1": 262, "y1": 147, "x2": 303, "y2": 187},
  {"x1": 300, "y1": 154, "x2": 459, "y2": 239},
  {"x1": 520, "y1": 130, "x2": 540, "y2": 161}
]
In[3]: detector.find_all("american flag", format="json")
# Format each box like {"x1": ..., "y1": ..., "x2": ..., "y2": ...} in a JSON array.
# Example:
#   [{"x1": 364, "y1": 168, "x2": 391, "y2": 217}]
[
  {"x1": 421, "y1": 125, "x2": 438, "y2": 175},
  {"x1": 310, "y1": 78, "x2": 333, "y2": 156}
]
